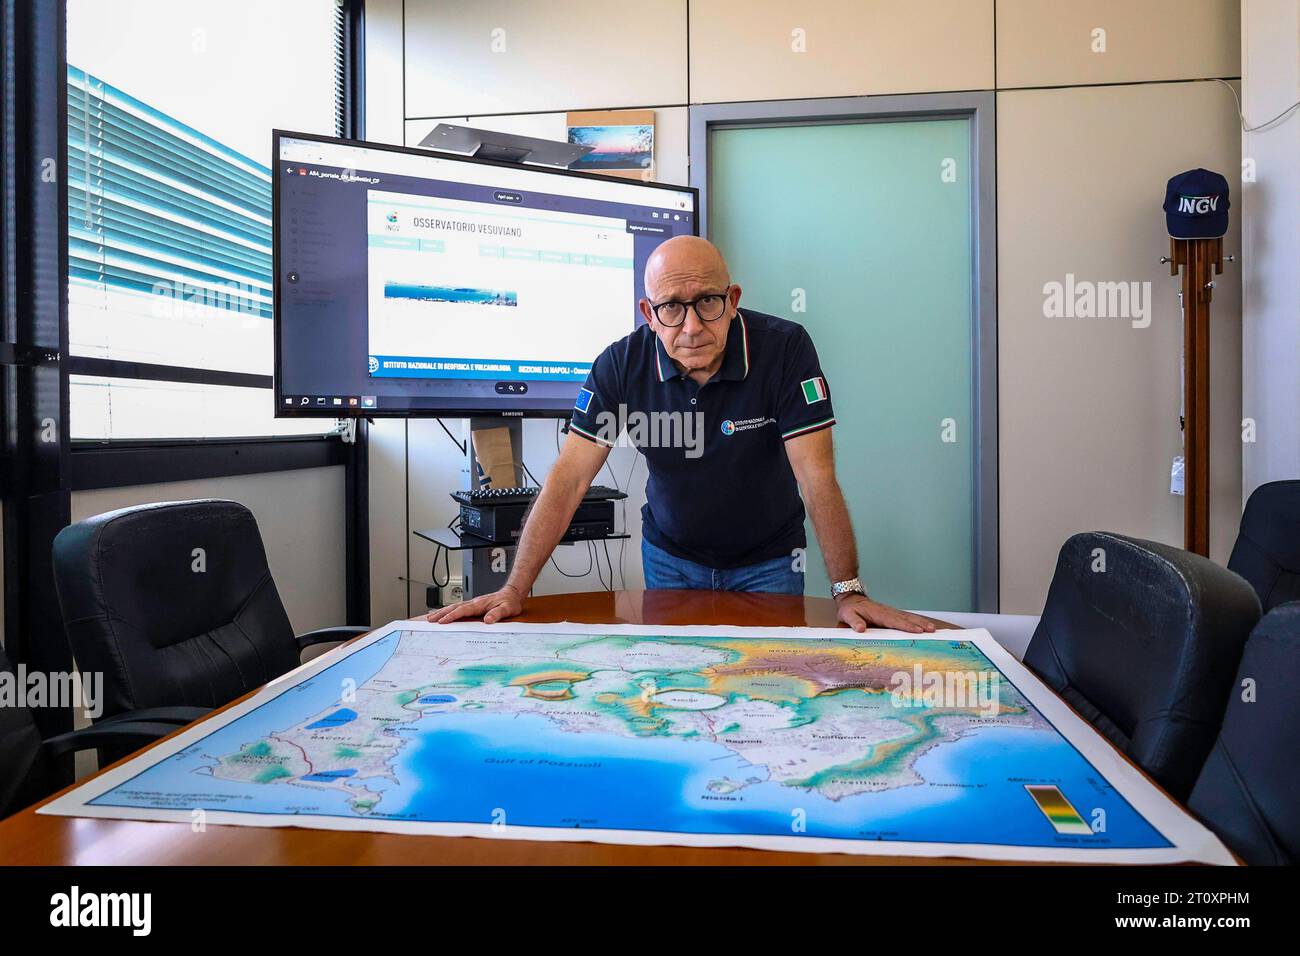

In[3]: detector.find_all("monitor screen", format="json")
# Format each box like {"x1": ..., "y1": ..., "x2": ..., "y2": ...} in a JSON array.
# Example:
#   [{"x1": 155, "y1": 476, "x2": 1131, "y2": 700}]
[{"x1": 273, "y1": 131, "x2": 698, "y2": 417}]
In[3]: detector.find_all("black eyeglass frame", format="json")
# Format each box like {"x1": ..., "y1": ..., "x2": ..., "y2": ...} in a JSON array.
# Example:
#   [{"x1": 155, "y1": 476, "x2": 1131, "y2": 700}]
[{"x1": 649, "y1": 286, "x2": 733, "y2": 327}]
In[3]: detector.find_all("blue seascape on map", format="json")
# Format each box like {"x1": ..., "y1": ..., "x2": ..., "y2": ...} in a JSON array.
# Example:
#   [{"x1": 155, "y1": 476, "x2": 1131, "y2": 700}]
[
  {"x1": 88, "y1": 629, "x2": 1170, "y2": 850},
  {"x1": 376, "y1": 714, "x2": 1168, "y2": 848},
  {"x1": 89, "y1": 632, "x2": 405, "y2": 819}
]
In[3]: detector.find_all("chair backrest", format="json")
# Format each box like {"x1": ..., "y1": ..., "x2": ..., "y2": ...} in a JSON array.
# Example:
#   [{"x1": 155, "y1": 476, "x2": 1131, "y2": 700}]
[
  {"x1": 52, "y1": 499, "x2": 299, "y2": 718},
  {"x1": 1188, "y1": 602, "x2": 1300, "y2": 865},
  {"x1": 1228, "y1": 479, "x2": 1300, "y2": 612},
  {"x1": 1023, "y1": 532, "x2": 1260, "y2": 801},
  {"x1": 0, "y1": 643, "x2": 57, "y2": 819}
]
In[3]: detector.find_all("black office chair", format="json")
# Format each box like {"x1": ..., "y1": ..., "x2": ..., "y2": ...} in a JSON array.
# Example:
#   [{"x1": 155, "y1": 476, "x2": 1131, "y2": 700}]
[
  {"x1": 1227, "y1": 479, "x2": 1300, "y2": 613},
  {"x1": 0, "y1": 642, "x2": 176, "y2": 819},
  {"x1": 52, "y1": 499, "x2": 368, "y2": 725},
  {"x1": 1023, "y1": 532, "x2": 1260, "y2": 802},
  {"x1": 1187, "y1": 601, "x2": 1299, "y2": 865}
]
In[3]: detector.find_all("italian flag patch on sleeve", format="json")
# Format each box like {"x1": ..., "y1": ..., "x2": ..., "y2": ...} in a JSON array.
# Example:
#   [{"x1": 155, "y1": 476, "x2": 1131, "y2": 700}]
[{"x1": 800, "y1": 376, "x2": 828, "y2": 404}]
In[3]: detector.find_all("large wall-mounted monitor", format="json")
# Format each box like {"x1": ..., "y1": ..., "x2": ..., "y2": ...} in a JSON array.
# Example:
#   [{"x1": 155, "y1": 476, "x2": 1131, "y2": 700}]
[{"x1": 273, "y1": 130, "x2": 698, "y2": 418}]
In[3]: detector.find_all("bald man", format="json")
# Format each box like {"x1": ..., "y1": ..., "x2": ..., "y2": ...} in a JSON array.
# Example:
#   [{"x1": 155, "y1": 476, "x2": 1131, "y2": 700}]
[{"x1": 429, "y1": 236, "x2": 935, "y2": 634}]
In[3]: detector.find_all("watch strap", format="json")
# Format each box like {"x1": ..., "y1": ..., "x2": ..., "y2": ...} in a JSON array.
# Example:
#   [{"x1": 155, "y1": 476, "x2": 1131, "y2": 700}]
[{"x1": 831, "y1": 577, "x2": 865, "y2": 598}]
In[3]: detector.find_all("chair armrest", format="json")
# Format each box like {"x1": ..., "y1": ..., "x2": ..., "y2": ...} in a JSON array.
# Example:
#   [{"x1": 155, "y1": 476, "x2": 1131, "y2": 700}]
[
  {"x1": 97, "y1": 706, "x2": 211, "y2": 727},
  {"x1": 43, "y1": 722, "x2": 179, "y2": 758},
  {"x1": 297, "y1": 625, "x2": 370, "y2": 650}
]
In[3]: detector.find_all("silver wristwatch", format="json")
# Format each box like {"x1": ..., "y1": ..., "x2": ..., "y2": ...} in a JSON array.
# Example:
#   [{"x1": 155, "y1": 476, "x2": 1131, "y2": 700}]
[{"x1": 831, "y1": 577, "x2": 866, "y2": 599}]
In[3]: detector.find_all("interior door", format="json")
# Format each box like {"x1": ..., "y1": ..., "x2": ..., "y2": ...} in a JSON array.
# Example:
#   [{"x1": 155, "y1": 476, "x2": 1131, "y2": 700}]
[{"x1": 709, "y1": 118, "x2": 976, "y2": 611}]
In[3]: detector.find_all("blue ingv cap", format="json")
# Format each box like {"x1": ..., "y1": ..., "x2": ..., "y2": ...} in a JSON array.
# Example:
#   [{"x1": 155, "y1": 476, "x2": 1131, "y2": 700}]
[{"x1": 1163, "y1": 168, "x2": 1230, "y2": 239}]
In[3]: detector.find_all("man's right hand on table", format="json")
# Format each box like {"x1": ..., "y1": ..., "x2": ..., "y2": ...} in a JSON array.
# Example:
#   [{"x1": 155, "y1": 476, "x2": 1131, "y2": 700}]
[{"x1": 426, "y1": 583, "x2": 524, "y2": 625}]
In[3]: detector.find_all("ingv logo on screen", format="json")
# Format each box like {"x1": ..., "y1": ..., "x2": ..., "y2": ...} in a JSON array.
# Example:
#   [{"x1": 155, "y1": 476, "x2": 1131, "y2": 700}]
[{"x1": 50, "y1": 886, "x2": 152, "y2": 936}]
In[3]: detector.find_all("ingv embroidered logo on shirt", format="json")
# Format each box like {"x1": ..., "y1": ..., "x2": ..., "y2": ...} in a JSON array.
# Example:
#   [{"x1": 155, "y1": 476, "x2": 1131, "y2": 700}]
[{"x1": 721, "y1": 416, "x2": 775, "y2": 435}]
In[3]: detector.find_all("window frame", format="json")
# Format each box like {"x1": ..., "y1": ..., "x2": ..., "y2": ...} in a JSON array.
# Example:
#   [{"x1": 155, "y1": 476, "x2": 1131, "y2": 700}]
[
  {"x1": 2, "y1": 0, "x2": 371, "y2": 743},
  {"x1": 64, "y1": 0, "x2": 367, "y2": 481}
]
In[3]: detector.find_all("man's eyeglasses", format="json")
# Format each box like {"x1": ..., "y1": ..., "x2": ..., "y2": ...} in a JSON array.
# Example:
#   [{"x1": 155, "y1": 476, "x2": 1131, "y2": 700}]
[{"x1": 650, "y1": 287, "x2": 731, "y2": 327}]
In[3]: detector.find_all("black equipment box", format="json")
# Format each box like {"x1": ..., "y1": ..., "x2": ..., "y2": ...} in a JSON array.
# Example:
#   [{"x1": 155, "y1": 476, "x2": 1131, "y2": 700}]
[{"x1": 458, "y1": 498, "x2": 615, "y2": 544}]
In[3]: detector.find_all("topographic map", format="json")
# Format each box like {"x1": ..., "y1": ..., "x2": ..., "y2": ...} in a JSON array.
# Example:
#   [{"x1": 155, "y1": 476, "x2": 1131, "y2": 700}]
[{"x1": 42, "y1": 622, "x2": 1234, "y2": 863}]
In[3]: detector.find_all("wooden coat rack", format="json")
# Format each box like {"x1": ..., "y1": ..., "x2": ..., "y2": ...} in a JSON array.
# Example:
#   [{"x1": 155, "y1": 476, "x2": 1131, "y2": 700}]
[{"x1": 1164, "y1": 237, "x2": 1232, "y2": 557}]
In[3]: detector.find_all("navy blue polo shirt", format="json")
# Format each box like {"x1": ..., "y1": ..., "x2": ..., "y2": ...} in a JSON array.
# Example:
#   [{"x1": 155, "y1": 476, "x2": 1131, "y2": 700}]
[{"x1": 568, "y1": 308, "x2": 836, "y2": 569}]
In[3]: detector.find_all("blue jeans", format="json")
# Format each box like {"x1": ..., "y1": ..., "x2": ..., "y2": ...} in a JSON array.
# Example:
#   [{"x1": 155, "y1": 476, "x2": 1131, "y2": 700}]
[{"x1": 642, "y1": 538, "x2": 804, "y2": 595}]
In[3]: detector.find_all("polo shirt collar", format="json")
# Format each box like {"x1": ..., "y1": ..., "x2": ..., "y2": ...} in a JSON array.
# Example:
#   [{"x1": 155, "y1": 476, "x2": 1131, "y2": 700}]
[{"x1": 654, "y1": 308, "x2": 750, "y2": 383}]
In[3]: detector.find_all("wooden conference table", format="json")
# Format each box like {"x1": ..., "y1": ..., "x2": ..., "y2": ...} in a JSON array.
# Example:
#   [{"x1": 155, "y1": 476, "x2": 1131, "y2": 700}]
[{"x1": 0, "y1": 589, "x2": 1050, "y2": 866}]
